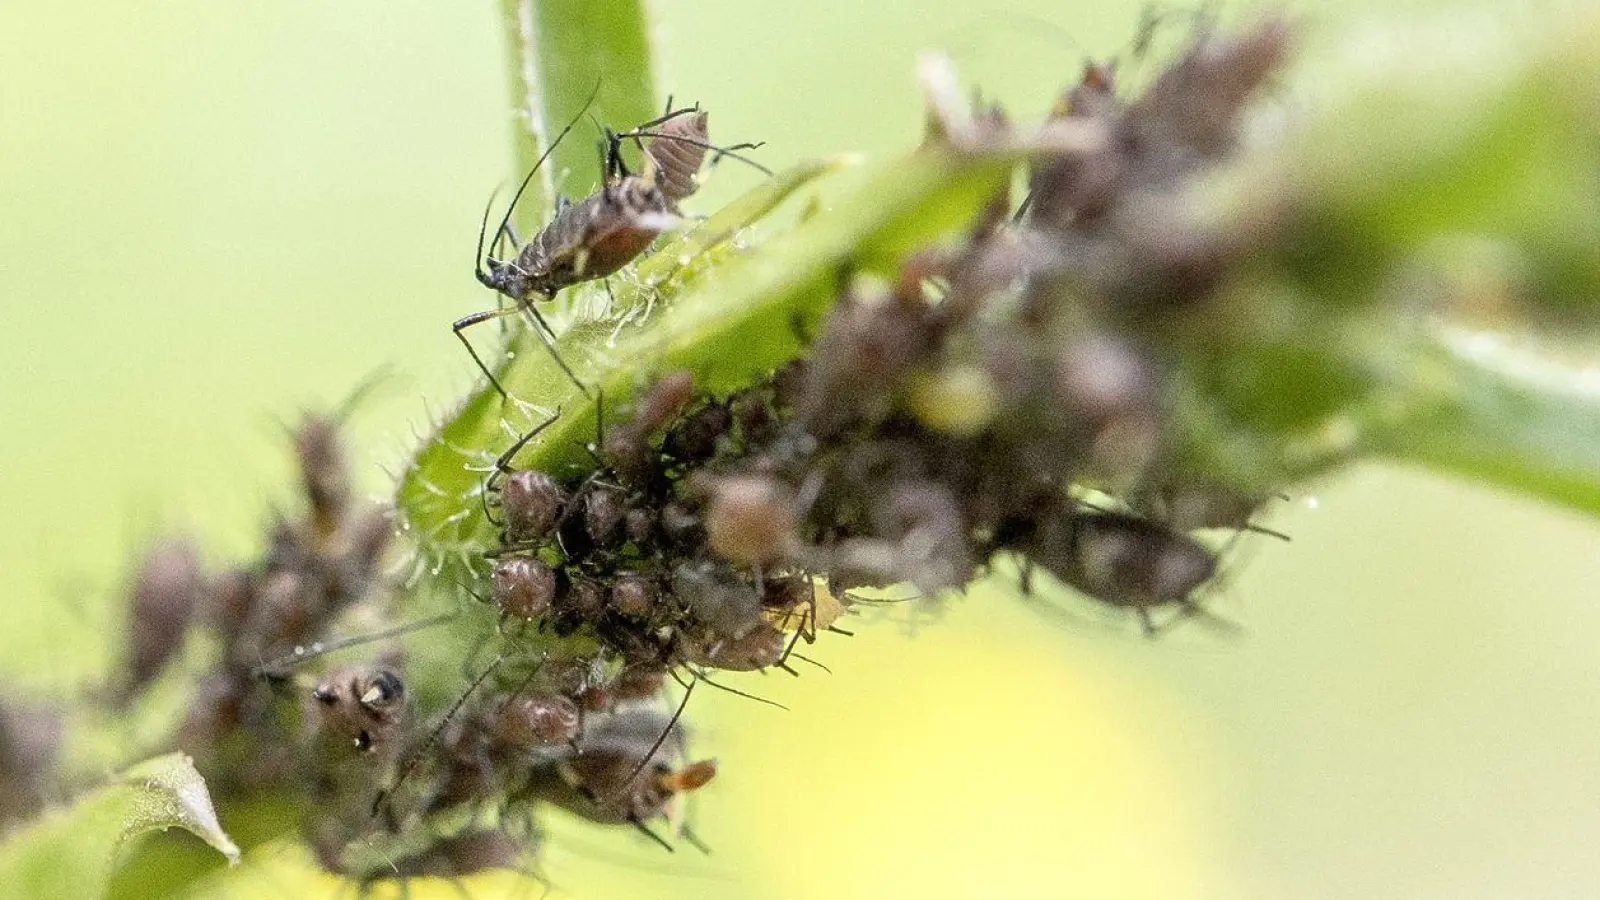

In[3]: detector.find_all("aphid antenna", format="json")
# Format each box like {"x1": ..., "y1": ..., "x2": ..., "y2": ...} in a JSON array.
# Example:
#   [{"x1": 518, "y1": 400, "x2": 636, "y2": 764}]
[
  {"x1": 776, "y1": 629, "x2": 808, "y2": 672},
  {"x1": 479, "y1": 78, "x2": 604, "y2": 285},
  {"x1": 249, "y1": 611, "x2": 458, "y2": 680},
  {"x1": 372, "y1": 654, "x2": 506, "y2": 818}
]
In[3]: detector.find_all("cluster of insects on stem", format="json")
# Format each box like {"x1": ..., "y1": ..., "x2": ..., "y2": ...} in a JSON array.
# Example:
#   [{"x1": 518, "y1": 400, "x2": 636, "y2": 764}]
[{"x1": 0, "y1": 15, "x2": 1310, "y2": 895}]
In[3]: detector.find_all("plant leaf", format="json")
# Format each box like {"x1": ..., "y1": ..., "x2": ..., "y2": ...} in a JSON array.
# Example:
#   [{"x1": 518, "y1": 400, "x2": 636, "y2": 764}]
[{"x1": 0, "y1": 753, "x2": 238, "y2": 900}]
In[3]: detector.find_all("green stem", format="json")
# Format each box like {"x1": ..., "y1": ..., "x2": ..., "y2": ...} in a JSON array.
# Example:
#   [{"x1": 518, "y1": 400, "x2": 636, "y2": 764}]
[{"x1": 496, "y1": 0, "x2": 659, "y2": 225}]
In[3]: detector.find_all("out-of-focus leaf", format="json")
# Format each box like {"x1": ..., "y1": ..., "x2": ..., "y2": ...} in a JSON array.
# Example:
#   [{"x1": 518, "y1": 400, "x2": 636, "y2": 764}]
[{"x1": 0, "y1": 753, "x2": 237, "y2": 900}]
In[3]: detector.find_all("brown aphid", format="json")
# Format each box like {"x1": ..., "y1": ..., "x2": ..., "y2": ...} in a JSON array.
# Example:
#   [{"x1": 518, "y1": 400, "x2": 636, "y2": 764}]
[
  {"x1": 531, "y1": 707, "x2": 714, "y2": 833},
  {"x1": 613, "y1": 103, "x2": 771, "y2": 211},
  {"x1": 502, "y1": 470, "x2": 566, "y2": 545},
  {"x1": 796, "y1": 273, "x2": 938, "y2": 438},
  {"x1": 658, "y1": 501, "x2": 702, "y2": 548},
  {"x1": 0, "y1": 699, "x2": 62, "y2": 831},
  {"x1": 491, "y1": 557, "x2": 556, "y2": 619},
  {"x1": 624, "y1": 507, "x2": 655, "y2": 544},
  {"x1": 702, "y1": 475, "x2": 797, "y2": 568},
  {"x1": 672, "y1": 560, "x2": 761, "y2": 638},
  {"x1": 610, "y1": 573, "x2": 657, "y2": 618},
  {"x1": 384, "y1": 829, "x2": 524, "y2": 878},
  {"x1": 496, "y1": 692, "x2": 580, "y2": 747},
  {"x1": 1032, "y1": 510, "x2": 1219, "y2": 635},
  {"x1": 603, "y1": 371, "x2": 695, "y2": 481},
  {"x1": 611, "y1": 665, "x2": 667, "y2": 701},
  {"x1": 662, "y1": 401, "x2": 732, "y2": 462},
  {"x1": 458, "y1": 96, "x2": 675, "y2": 398},
  {"x1": 683, "y1": 620, "x2": 787, "y2": 672},
  {"x1": 584, "y1": 486, "x2": 627, "y2": 548},
  {"x1": 308, "y1": 664, "x2": 408, "y2": 756},
  {"x1": 293, "y1": 414, "x2": 351, "y2": 535},
  {"x1": 123, "y1": 538, "x2": 204, "y2": 697},
  {"x1": 561, "y1": 576, "x2": 608, "y2": 620},
  {"x1": 639, "y1": 109, "x2": 710, "y2": 207}
]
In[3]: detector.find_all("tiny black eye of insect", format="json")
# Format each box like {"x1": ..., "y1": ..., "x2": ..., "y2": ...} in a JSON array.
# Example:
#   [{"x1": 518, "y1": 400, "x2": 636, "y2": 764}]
[
  {"x1": 314, "y1": 686, "x2": 338, "y2": 705},
  {"x1": 355, "y1": 730, "x2": 372, "y2": 752}
]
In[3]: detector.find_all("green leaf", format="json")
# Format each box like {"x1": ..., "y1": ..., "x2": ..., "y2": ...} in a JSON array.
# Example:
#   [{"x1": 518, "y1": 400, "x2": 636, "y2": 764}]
[
  {"x1": 1166, "y1": 9, "x2": 1600, "y2": 514},
  {"x1": 496, "y1": 0, "x2": 658, "y2": 223},
  {"x1": 0, "y1": 753, "x2": 238, "y2": 900},
  {"x1": 1375, "y1": 327, "x2": 1600, "y2": 518}
]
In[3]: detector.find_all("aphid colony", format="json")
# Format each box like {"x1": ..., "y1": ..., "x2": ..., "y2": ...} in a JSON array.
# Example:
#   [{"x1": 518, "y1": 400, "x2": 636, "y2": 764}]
[{"x1": 58, "y1": 20, "x2": 1299, "y2": 890}]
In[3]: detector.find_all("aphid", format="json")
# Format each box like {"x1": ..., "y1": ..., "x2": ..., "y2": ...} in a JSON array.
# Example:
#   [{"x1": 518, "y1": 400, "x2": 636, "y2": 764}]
[
  {"x1": 0, "y1": 699, "x2": 62, "y2": 831},
  {"x1": 796, "y1": 271, "x2": 940, "y2": 438},
  {"x1": 609, "y1": 572, "x2": 658, "y2": 618},
  {"x1": 1030, "y1": 509, "x2": 1221, "y2": 635},
  {"x1": 602, "y1": 370, "x2": 696, "y2": 481},
  {"x1": 528, "y1": 706, "x2": 716, "y2": 846},
  {"x1": 658, "y1": 500, "x2": 703, "y2": 548},
  {"x1": 458, "y1": 92, "x2": 674, "y2": 399},
  {"x1": 661, "y1": 400, "x2": 733, "y2": 463},
  {"x1": 491, "y1": 557, "x2": 556, "y2": 620},
  {"x1": 308, "y1": 664, "x2": 409, "y2": 756},
  {"x1": 293, "y1": 413, "x2": 352, "y2": 536},
  {"x1": 381, "y1": 828, "x2": 525, "y2": 879},
  {"x1": 682, "y1": 621, "x2": 787, "y2": 672},
  {"x1": 482, "y1": 412, "x2": 565, "y2": 548},
  {"x1": 701, "y1": 475, "x2": 797, "y2": 568},
  {"x1": 560, "y1": 576, "x2": 608, "y2": 621},
  {"x1": 584, "y1": 485, "x2": 627, "y2": 549},
  {"x1": 494, "y1": 692, "x2": 580, "y2": 748},
  {"x1": 611, "y1": 101, "x2": 771, "y2": 211},
  {"x1": 671, "y1": 560, "x2": 762, "y2": 637},
  {"x1": 122, "y1": 538, "x2": 204, "y2": 698}
]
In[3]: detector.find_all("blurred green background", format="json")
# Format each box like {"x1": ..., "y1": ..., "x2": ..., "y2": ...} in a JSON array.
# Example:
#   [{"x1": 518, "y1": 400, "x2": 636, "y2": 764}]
[{"x1": 3, "y1": 0, "x2": 1599, "y2": 897}]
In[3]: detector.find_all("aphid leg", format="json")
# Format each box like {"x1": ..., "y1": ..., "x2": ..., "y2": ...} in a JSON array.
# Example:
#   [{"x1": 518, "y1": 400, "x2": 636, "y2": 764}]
[
  {"x1": 453, "y1": 305, "x2": 519, "y2": 399},
  {"x1": 488, "y1": 409, "x2": 563, "y2": 493},
  {"x1": 629, "y1": 817, "x2": 676, "y2": 853},
  {"x1": 372, "y1": 655, "x2": 505, "y2": 818},
  {"x1": 1137, "y1": 608, "x2": 1156, "y2": 637},
  {"x1": 684, "y1": 666, "x2": 788, "y2": 711},
  {"x1": 679, "y1": 825, "x2": 712, "y2": 855},
  {"x1": 614, "y1": 679, "x2": 696, "y2": 800},
  {"x1": 515, "y1": 301, "x2": 593, "y2": 398},
  {"x1": 788, "y1": 652, "x2": 831, "y2": 674}
]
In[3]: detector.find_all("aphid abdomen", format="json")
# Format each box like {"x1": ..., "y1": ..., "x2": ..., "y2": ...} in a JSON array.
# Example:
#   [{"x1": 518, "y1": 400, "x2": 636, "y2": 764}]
[
  {"x1": 1065, "y1": 512, "x2": 1217, "y2": 609},
  {"x1": 645, "y1": 111, "x2": 710, "y2": 205},
  {"x1": 519, "y1": 182, "x2": 670, "y2": 294}
]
